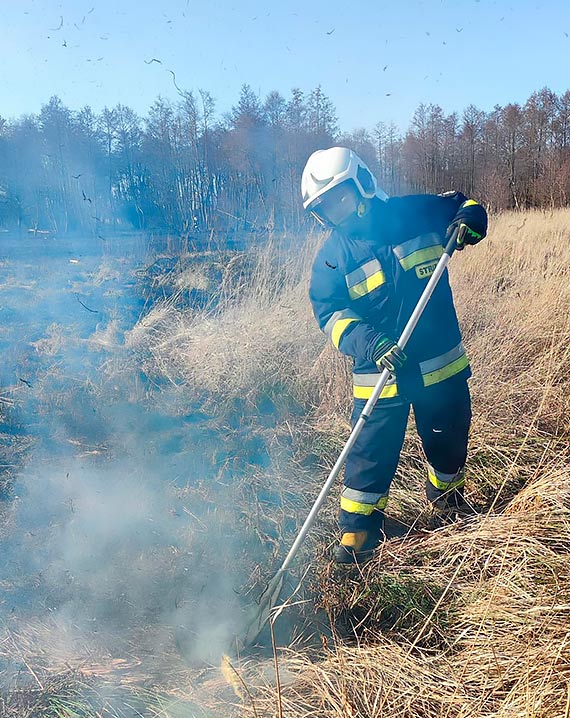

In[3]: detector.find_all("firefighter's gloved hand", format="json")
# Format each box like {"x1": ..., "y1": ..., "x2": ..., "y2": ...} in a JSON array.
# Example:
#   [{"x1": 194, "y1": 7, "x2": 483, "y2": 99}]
[
  {"x1": 373, "y1": 337, "x2": 406, "y2": 373},
  {"x1": 447, "y1": 200, "x2": 488, "y2": 251}
]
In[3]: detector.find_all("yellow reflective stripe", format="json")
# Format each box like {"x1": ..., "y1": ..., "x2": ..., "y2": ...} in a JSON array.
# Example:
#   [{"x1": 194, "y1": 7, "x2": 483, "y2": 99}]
[
  {"x1": 345, "y1": 259, "x2": 382, "y2": 288},
  {"x1": 420, "y1": 342, "x2": 465, "y2": 374},
  {"x1": 399, "y1": 245, "x2": 443, "y2": 271},
  {"x1": 422, "y1": 353, "x2": 469, "y2": 387},
  {"x1": 340, "y1": 495, "x2": 389, "y2": 515},
  {"x1": 428, "y1": 470, "x2": 465, "y2": 491},
  {"x1": 347, "y1": 270, "x2": 386, "y2": 299},
  {"x1": 393, "y1": 233, "x2": 441, "y2": 261},
  {"x1": 461, "y1": 199, "x2": 478, "y2": 207},
  {"x1": 353, "y1": 383, "x2": 398, "y2": 400},
  {"x1": 331, "y1": 317, "x2": 359, "y2": 349}
]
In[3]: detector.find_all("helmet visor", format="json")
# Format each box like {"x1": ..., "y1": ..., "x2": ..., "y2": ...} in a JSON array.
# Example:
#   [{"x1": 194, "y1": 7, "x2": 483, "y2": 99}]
[{"x1": 308, "y1": 180, "x2": 361, "y2": 227}]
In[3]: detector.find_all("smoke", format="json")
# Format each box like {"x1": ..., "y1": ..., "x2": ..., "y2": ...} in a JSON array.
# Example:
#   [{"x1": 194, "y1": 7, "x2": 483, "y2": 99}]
[
  {"x1": 4, "y1": 450, "x2": 249, "y2": 666},
  {"x1": 0, "y1": 232, "x2": 262, "y2": 687}
]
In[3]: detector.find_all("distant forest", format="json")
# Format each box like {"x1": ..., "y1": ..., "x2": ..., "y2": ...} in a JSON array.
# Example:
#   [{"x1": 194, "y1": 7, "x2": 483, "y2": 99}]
[{"x1": 0, "y1": 84, "x2": 568, "y2": 236}]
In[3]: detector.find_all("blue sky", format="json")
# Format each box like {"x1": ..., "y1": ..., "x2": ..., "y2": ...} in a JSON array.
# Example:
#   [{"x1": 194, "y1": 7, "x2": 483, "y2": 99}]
[{"x1": 3, "y1": 0, "x2": 570, "y2": 131}]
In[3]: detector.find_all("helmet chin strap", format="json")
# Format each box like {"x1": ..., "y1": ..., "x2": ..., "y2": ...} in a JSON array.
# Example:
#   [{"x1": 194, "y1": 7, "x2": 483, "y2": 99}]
[{"x1": 357, "y1": 202, "x2": 366, "y2": 217}]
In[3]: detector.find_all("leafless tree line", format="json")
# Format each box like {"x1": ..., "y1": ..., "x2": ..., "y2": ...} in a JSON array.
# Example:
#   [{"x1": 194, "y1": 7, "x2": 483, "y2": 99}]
[{"x1": 0, "y1": 85, "x2": 567, "y2": 236}]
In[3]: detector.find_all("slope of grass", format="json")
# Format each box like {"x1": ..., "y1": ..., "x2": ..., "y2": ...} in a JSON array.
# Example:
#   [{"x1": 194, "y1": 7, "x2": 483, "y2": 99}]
[
  {"x1": 13, "y1": 209, "x2": 568, "y2": 716},
  {"x1": 128, "y1": 208, "x2": 570, "y2": 717},
  {"x1": 234, "y1": 210, "x2": 569, "y2": 718}
]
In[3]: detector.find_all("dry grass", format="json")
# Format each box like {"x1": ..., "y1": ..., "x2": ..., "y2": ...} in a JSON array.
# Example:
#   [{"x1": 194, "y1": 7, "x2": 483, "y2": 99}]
[
  {"x1": 116, "y1": 209, "x2": 570, "y2": 716},
  {"x1": 225, "y1": 210, "x2": 570, "y2": 717},
  {"x1": 456, "y1": 209, "x2": 570, "y2": 429},
  {"x1": 129, "y1": 209, "x2": 570, "y2": 505},
  {"x1": 0, "y1": 618, "x2": 246, "y2": 717},
  {"x1": 238, "y1": 465, "x2": 570, "y2": 718},
  {"x1": 126, "y1": 234, "x2": 325, "y2": 407}
]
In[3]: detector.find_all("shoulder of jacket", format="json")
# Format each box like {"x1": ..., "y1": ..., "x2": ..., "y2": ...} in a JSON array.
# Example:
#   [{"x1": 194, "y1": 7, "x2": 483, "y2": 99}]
[
  {"x1": 312, "y1": 231, "x2": 346, "y2": 274},
  {"x1": 438, "y1": 189, "x2": 468, "y2": 203},
  {"x1": 386, "y1": 194, "x2": 430, "y2": 206}
]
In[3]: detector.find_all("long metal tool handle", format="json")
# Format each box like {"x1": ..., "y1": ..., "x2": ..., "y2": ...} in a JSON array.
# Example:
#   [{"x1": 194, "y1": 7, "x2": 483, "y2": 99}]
[{"x1": 277, "y1": 228, "x2": 460, "y2": 575}]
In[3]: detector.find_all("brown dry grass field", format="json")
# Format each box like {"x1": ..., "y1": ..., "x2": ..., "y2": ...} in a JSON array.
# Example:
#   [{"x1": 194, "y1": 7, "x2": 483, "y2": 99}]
[
  {"x1": 4, "y1": 209, "x2": 568, "y2": 717},
  {"x1": 131, "y1": 208, "x2": 570, "y2": 717}
]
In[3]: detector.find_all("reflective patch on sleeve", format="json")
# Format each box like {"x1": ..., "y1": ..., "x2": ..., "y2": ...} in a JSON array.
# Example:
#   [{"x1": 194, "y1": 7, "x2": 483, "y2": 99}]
[
  {"x1": 324, "y1": 309, "x2": 361, "y2": 349},
  {"x1": 461, "y1": 199, "x2": 479, "y2": 207},
  {"x1": 331, "y1": 318, "x2": 358, "y2": 348}
]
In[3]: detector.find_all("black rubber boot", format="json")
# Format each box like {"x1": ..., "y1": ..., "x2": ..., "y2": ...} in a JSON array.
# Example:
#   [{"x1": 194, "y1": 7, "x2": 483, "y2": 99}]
[
  {"x1": 426, "y1": 481, "x2": 475, "y2": 528},
  {"x1": 333, "y1": 530, "x2": 382, "y2": 565},
  {"x1": 425, "y1": 479, "x2": 465, "y2": 511}
]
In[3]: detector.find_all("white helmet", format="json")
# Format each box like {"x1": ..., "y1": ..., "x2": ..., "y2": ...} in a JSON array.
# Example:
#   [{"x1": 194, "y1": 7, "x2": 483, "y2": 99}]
[{"x1": 301, "y1": 147, "x2": 387, "y2": 227}]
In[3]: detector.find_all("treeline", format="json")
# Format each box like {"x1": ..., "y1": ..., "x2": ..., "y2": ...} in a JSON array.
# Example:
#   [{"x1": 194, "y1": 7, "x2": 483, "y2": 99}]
[{"x1": 0, "y1": 84, "x2": 568, "y2": 235}]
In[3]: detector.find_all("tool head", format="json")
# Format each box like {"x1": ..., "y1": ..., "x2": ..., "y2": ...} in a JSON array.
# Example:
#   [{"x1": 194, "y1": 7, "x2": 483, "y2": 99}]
[{"x1": 236, "y1": 569, "x2": 285, "y2": 652}]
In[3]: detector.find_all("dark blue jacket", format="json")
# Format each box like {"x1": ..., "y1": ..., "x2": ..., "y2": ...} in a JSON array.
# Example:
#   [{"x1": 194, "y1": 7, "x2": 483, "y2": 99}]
[{"x1": 309, "y1": 192, "x2": 476, "y2": 400}]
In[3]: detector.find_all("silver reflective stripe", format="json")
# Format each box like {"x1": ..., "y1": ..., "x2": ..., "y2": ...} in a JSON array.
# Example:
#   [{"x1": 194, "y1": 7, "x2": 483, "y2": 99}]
[
  {"x1": 419, "y1": 342, "x2": 465, "y2": 375},
  {"x1": 324, "y1": 309, "x2": 361, "y2": 339},
  {"x1": 342, "y1": 487, "x2": 388, "y2": 504},
  {"x1": 345, "y1": 259, "x2": 382, "y2": 289},
  {"x1": 353, "y1": 372, "x2": 397, "y2": 387},
  {"x1": 393, "y1": 232, "x2": 442, "y2": 261},
  {"x1": 427, "y1": 463, "x2": 462, "y2": 485}
]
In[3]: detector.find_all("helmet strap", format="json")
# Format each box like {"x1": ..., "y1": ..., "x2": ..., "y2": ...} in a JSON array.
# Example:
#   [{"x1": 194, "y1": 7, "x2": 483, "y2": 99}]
[{"x1": 357, "y1": 202, "x2": 366, "y2": 218}]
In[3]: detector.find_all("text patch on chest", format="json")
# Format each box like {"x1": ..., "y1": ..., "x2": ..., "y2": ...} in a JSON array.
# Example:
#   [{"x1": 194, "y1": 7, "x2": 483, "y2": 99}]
[{"x1": 415, "y1": 260, "x2": 438, "y2": 279}]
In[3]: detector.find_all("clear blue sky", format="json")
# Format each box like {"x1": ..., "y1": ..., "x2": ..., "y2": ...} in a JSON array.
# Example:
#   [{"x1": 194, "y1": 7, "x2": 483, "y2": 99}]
[{"x1": 3, "y1": 0, "x2": 570, "y2": 131}]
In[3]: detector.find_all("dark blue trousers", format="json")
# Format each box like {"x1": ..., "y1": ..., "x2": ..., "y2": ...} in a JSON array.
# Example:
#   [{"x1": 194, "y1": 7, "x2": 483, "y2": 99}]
[{"x1": 340, "y1": 377, "x2": 472, "y2": 532}]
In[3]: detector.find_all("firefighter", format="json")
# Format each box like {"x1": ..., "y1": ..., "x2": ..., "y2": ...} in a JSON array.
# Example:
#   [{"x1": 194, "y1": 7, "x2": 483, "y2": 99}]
[{"x1": 302, "y1": 146, "x2": 488, "y2": 564}]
